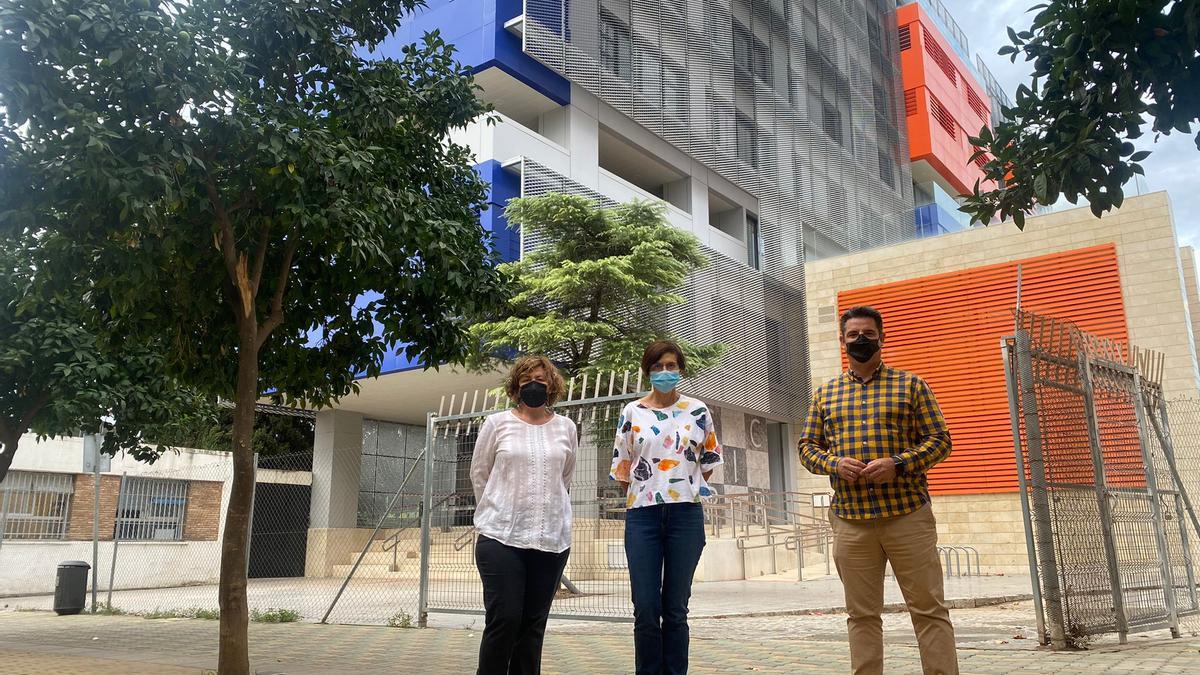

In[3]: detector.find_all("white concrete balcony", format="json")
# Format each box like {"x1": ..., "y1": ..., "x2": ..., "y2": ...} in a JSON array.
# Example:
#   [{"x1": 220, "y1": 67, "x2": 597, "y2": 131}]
[
  {"x1": 597, "y1": 167, "x2": 694, "y2": 233},
  {"x1": 451, "y1": 112, "x2": 570, "y2": 178}
]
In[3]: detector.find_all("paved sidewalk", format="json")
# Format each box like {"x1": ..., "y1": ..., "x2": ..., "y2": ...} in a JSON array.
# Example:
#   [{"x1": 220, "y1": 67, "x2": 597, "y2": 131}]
[
  {"x1": 0, "y1": 573, "x2": 1034, "y2": 626},
  {"x1": 4, "y1": 604, "x2": 1200, "y2": 674}
]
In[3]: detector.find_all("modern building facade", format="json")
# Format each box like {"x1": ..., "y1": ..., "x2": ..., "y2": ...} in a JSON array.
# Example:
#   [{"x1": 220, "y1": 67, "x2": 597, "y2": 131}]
[{"x1": 302, "y1": 0, "x2": 1014, "y2": 567}]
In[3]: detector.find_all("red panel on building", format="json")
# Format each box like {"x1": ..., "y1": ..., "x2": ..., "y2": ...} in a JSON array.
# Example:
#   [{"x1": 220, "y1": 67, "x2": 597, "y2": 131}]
[
  {"x1": 897, "y1": 3, "x2": 996, "y2": 196},
  {"x1": 836, "y1": 244, "x2": 1129, "y2": 494}
]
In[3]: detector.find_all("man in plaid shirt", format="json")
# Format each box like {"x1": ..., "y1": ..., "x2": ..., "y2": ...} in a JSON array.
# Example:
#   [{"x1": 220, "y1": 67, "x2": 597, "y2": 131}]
[{"x1": 799, "y1": 306, "x2": 957, "y2": 675}]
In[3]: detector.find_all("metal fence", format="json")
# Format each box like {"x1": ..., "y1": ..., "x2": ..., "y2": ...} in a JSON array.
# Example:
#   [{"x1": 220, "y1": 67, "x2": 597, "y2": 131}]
[
  {"x1": 0, "y1": 471, "x2": 74, "y2": 542},
  {"x1": 408, "y1": 375, "x2": 642, "y2": 623},
  {"x1": 1003, "y1": 309, "x2": 1200, "y2": 648}
]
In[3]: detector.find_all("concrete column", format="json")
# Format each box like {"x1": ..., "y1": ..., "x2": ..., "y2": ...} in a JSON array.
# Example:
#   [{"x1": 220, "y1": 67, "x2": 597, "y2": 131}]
[
  {"x1": 566, "y1": 85, "x2": 600, "y2": 190},
  {"x1": 310, "y1": 409, "x2": 363, "y2": 529}
]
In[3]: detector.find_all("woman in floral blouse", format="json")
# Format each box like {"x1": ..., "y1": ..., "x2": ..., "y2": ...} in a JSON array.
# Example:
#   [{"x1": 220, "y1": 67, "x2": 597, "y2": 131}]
[{"x1": 611, "y1": 340, "x2": 722, "y2": 675}]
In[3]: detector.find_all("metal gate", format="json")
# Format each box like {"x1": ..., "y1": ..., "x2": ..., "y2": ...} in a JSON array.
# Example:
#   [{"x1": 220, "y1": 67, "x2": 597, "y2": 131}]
[
  {"x1": 1002, "y1": 309, "x2": 1200, "y2": 648},
  {"x1": 415, "y1": 373, "x2": 646, "y2": 624}
]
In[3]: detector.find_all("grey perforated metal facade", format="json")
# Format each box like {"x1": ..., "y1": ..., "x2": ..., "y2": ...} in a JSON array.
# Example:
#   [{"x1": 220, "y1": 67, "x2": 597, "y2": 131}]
[
  {"x1": 519, "y1": 0, "x2": 914, "y2": 420},
  {"x1": 524, "y1": 0, "x2": 914, "y2": 261}
]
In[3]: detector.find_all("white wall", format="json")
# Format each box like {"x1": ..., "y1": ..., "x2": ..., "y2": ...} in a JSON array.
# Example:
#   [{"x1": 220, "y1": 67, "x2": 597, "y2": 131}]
[
  {"x1": 0, "y1": 540, "x2": 223, "y2": 597},
  {"x1": 2, "y1": 434, "x2": 309, "y2": 597}
]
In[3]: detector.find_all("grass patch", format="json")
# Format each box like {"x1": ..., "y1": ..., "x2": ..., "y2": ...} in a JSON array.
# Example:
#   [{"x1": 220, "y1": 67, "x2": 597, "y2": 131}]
[
  {"x1": 78, "y1": 605, "x2": 301, "y2": 623},
  {"x1": 140, "y1": 607, "x2": 221, "y2": 620},
  {"x1": 250, "y1": 608, "x2": 301, "y2": 624},
  {"x1": 94, "y1": 603, "x2": 129, "y2": 616},
  {"x1": 386, "y1": 610, "x2": 414, "y2": 628}
]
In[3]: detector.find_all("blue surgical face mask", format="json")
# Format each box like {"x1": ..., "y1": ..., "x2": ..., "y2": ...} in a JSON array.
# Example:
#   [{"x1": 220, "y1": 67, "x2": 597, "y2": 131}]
[{"x1": 649, "y1": 371, "x2": 683, "y2": 393}]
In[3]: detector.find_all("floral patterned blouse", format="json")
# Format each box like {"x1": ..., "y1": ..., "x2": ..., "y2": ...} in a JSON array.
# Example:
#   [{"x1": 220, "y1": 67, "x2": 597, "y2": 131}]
[{"x1": 609, "y1": 397, "x2": 723, "y2": 509}]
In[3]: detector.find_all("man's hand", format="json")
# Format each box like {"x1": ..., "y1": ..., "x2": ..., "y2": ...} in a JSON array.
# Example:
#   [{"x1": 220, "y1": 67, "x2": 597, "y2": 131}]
[
  {"x1": 860, "y1": 457, "x2": 897, "y2": 484},
  {"x1": 836, "y1": 457, "x2": 866, "y2": 483}
]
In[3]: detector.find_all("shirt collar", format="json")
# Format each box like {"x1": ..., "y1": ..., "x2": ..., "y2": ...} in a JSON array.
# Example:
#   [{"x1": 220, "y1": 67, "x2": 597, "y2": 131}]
[{"x1": 845, "y1": 362, "x2": 886, "y2": 383}]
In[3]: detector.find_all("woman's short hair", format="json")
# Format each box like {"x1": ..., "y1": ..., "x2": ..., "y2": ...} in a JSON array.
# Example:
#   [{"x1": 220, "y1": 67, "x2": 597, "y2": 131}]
[
  {"x1": 640, "y1": 340, "x2": 687, "y2": 378},
  {"x1": 504, "y1": 355, "x2": 566, "y2": 406}
]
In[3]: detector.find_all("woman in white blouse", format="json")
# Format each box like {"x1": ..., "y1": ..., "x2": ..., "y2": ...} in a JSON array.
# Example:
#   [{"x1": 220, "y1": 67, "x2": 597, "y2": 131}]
[
  {"x1": 470, "y1": 355, "x2": 577, "y2": 675},
  {"x1": 611, "y1": 340, "x2": 723, "y2": 675}
]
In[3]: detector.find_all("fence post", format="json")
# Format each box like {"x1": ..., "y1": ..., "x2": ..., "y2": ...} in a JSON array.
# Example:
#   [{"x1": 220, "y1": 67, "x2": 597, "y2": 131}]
[
  {"x1": 1078, "y1": 350, "x2": 1130, "y2": 643},
  {"x1": 106, "y1": 471, "x2": 127, "y2": 609},
  {"x1": 1001, "y1": 336, "x2": 1048, "y2": 644},
  {"x1": 0, "y1": 487, "x2": 9, "y2": 555},
  {"x1": 246, "y1": 453, "x2": 258, "y2": 579},
  {"x1": 1014, "y1": 330, "x2": 1068, "y2": 648},
  {"x1": 417, "y1": 412, "x2": 436, "y2": 629},
  {"x1": 1149, "y1": 398, "x2": 1200, "y2": 542},
  {"x1": 1157, "y1": 400, "x2": 1200, "y2": 612},
  {"x1": 1131, "y1": 371, "x2": 1181, "y2": 638},
  {"x1": 86, "y1": 433, "x2": 100, "y2": 614}
]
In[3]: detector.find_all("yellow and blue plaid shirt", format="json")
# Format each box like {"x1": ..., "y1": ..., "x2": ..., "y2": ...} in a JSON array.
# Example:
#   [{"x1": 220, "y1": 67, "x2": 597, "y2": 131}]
[{"x1": 799, "y1": 364, "x2": 951, "y2": 520}]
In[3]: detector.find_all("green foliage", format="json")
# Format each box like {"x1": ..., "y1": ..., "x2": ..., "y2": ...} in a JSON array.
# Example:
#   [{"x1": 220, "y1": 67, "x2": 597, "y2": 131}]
[
  {"x1": 0, "y1": 0, "x2": 508, "y2": 409},
  {"x1": 0, "y1": 231, "x2": 197, "y2": 482},
  {"x1": 468, "y1": 194, "x2": 726, "y2": 380},
  {"x1": 962, "y1": 0, "x2": 1199, "y2": 226},
  {"x1": 0, "y1": 1, "x2": 507, "y2": 669},
  {"x1": 250, "y1": 607, "x2": 301, "y2": 623},
  {"x1": 142, "y1": 407, "x2": 314, "y2": 458},
  {"x1": 387, "y1": 610, "x2": 414, "y2": 628}
]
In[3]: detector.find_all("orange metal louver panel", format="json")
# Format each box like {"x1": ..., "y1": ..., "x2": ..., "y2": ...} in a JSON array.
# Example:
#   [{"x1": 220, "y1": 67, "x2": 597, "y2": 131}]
[{"x1": 836, "y1": 244, "x2": 1128, "y2": 494}]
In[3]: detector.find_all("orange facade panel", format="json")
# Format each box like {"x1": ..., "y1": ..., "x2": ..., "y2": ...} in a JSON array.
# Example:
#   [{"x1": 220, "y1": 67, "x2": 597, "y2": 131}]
[
  {"x1": 836, "y1": 244, "x2": 1129, "y2": 494},
  {"x1": 897, "y1": 2, "x2": 995, "y2": 196}
]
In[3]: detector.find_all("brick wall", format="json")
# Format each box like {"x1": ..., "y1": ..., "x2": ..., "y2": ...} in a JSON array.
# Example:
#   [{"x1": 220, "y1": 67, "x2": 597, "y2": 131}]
[
  {"x1": 183, "y1": 480, "x2": 223, "y2": 541},
  {"x1": 65, "y1": 474, "x2": 120, "y2": 541}
]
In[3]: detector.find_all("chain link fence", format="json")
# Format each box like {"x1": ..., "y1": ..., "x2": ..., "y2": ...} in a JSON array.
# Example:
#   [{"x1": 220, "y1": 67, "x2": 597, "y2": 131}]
[
  {"x1": 1004, "y1": 309, "x2": 1200, "y2": 648},
  {"x1": 418, "y1": 390, "x2": 638, "y2": 622}
]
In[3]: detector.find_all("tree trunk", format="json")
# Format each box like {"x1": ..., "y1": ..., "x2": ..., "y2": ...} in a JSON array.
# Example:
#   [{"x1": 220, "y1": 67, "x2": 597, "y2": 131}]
[
  {"x1": 0, "y1": 431, "x2": 19, "y2": 485},
  {"x1": 217, "y1": 326, "x2": 260, "y2": 674}
]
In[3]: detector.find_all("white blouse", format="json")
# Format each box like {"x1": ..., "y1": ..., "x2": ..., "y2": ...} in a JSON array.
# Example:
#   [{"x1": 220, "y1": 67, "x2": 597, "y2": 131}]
[{"x1": 470, "y1": 410, "x2": 578, "y2": 553}]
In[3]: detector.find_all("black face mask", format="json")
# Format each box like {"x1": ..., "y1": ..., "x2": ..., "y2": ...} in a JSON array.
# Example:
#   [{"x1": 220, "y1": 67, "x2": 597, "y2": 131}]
[
  {"x1": 846, "y1": 335, "x2": 881, "y2": 364},
  {"x1": 519, "y1": 381, "x2": 549, "y2": 408}
]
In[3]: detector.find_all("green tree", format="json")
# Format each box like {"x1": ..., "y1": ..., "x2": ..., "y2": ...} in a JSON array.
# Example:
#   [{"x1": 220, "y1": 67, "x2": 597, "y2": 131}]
[
  {"x1": 0, "y1": 2, "x2": 506, "y2": 671},
  {"x1": 469, "y1": 193, "x2": 725, "y2": 381},
  {"x1": 962, "y1": 0, "x2": 1199, "y2": 227},
  {"x1": 0, "y1": 232, "x2": 195, "y2": 483}
]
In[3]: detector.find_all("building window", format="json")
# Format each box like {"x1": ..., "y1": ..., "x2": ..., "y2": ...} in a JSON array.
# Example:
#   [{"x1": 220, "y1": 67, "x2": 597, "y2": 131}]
[
  {"x1": 633, "y1": 41, "x2": 660, "y2": 96},
  {"x1": 736, "y1": 111, "x2": 758, "y2": 168},
  {"x1": 599, "y1": 9, "x2": 631, "y2": 81},
  {"x1": 663, "y1": 58, "x2": 688, "y2": 121},
  {"x1": 746, "y1": 214, "x2": 761, "y2": 269},
  {"x1": 0, "y1": 471, "x2": 73, "y2": 540},
  {"x1": 878, "y1": 150, "x2": 896, "y2": 189},
  {"x1": 115, "y1": 477, "x2": 188, "y2": 540},
  {"x1": 822, "y1": 102, "x2": 844, "y2": 146}
]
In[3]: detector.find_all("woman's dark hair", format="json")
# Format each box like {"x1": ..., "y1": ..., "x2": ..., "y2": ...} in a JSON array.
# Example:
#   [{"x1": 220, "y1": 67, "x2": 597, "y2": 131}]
[
  {"x1": 641, "y1": 340, "x2": 687, "y2": 378},
  {"x1": 839, "y1": 306, "x2": 884, "y2": 336}
]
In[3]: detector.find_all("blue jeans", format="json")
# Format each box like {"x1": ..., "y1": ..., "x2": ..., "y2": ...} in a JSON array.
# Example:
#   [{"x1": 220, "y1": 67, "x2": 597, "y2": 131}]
[{"x1": 624, "y1": 502, "x2": 706, "y2": 675}]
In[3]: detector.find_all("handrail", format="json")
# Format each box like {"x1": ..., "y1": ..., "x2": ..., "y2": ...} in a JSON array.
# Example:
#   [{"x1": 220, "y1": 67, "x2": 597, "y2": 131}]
[
  {"x1": 381, "y1": 492, "x2": 460, "y2": 569},
  {"x1": 705, "y1": 491, "x2": 835, "y2": 580}
]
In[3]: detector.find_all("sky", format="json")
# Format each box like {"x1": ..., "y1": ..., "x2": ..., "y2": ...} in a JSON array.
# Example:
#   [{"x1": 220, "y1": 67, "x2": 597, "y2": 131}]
[{"x1": 954, "y1": 0, "x2": 1199, "y2": 248}]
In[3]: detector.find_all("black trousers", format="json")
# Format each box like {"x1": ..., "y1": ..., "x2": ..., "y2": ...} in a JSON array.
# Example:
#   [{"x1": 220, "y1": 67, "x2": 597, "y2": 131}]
[{"x1": 475, "y1": 534, "x2": 571, "y2": 675}]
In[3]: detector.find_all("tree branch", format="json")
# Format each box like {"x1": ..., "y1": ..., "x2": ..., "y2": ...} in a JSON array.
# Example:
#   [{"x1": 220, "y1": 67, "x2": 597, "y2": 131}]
[
  {"x1": 256, "y1": 234, "x2": 300, "y2": 350},
  {"x1": 249, "y1": 221, "x2": 271, "y2": 297},
  {"x1": 16, "y1": 391, "x2": 50, "y2": 432},
  {"x1": 205, "y1": 174, "x2": 255, "y2": 323}
]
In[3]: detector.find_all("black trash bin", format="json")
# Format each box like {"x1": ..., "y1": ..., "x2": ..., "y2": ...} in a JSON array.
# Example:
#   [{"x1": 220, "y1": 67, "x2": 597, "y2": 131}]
[{"x1": 53, "y1": 560, "x2": 91, "y2": 615}]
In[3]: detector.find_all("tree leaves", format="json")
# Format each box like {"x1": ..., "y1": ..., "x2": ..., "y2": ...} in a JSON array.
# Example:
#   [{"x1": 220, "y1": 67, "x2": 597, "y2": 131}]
[
  {"x1": 468, "y1": 193, "x2": 726, "y2": 379},
  {"x1": 961, "y1": 0, "x2": 1199, "y2": 226}
]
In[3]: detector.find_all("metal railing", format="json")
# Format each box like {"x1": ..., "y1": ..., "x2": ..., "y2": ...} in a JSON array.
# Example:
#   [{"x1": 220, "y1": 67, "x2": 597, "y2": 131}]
[
  {"x1": 707, "y1": 490, "x2": 835, "y2": 580},
  {"x1": 0, "y1": 470, "x2": 74, "y2": 543}
]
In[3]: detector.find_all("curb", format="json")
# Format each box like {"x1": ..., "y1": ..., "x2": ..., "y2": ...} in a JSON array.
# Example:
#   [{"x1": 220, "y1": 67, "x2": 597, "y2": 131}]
[{"x1": 695, "y1": 594, "x2": 1034, "y2": 620}]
